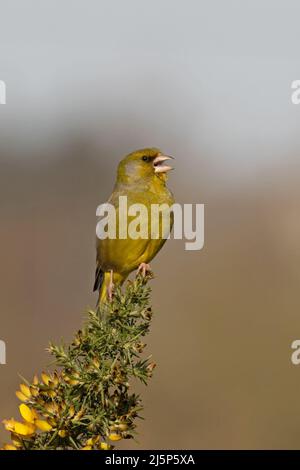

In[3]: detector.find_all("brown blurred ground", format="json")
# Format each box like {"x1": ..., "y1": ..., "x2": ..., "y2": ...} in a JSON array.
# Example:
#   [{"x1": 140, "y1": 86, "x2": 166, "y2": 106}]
[{"x1": 1, "y1": 140, "x2": 300, "y2": 449}]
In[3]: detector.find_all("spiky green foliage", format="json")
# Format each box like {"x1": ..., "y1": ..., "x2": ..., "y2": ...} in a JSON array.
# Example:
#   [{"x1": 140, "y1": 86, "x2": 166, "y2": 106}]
[{"x1": 2, "y1": 274, "x2": 155, "y2": 450}]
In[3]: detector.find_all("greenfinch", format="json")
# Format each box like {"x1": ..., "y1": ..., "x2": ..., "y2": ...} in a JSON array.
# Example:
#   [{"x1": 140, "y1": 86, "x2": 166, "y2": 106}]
[{"x1": 94, "y1": 148, "x2": 175, "y2": 304}]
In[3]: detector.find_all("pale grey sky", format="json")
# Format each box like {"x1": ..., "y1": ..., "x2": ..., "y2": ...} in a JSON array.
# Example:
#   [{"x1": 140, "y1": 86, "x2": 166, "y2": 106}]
[{"x1": 0, "y1": 0, "x2": 299, "y2": 182}]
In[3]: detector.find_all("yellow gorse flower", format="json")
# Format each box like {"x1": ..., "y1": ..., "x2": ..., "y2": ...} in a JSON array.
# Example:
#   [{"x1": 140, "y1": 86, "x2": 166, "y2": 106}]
[
  {"x1": 41, "y1": 372, "x2": 51, "y2": 386},
  {"x1": 35, "y1": 420, "x2": 52, "y2": 432},
  {"x1": 2, "y1": 444, "x2": 17, "y2": 450},
  {"x1": 100, "y1": 442, "x2": 111, "y2": 450},
  {"x1": 15, "y1": 391, "x2": 29, "y2": 402},
  {"x1": 16, "y1": 384, "x2": 31, "y2": 401},
  {"x1": 3, "y1": 419, "x2": 17, "y2": 433},
  {"x1": 33, "y1": 375, "x2": 39, "y2": 385},
  {"x1": 68, "y1": 405, "x2": 75, "y2": 418},
  {"x1": 20, "y1": 384, "x2": 31, "y2": 399},
  {"x1": 14, "y1": 421, "x2": 35, "y2": 436},
  {"x1": 44, "y1": 402, "x2": 59, "y2": 416},
  {"x1": 19, "y1": 404, "x2": 36, "y2": 423},
  {"x1": 30, "y1": 386, "x2": 39, "y2": 398},
  {"x1": 2, "y1": 403, "x2": 52, "y2": 443},
  {"x1": 85, "y1": 436, "x2": 100, "y2": 447},
  {"x1": 16, "y1": 378, "x2": 38, "y2": 402},
  {"x1": 108, "y1": 432, "x2": 122, "y2": 441},
  {"x1": 20, "y1": 404, "x2": 52, "y2": 431},
  {"x1": 3, "y1": 418, "x2": 35, "y2": 437}
]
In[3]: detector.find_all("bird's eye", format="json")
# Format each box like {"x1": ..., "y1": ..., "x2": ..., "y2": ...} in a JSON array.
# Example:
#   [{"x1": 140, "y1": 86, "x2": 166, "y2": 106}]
[{"x1": 142, "y1": 156, "x2": 149, "y2": 162}]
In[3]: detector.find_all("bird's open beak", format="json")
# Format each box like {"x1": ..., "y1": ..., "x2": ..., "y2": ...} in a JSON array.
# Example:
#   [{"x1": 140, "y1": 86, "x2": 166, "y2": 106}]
[{"x1": 153, "y1": 154, "x2": 174, "y2": 173}]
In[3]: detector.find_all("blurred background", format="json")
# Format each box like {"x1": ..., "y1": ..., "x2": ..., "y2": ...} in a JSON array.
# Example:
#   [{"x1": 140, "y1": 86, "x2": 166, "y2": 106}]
[{"x1": 1, "y1": 0, "x2": 300, "y2": 449}]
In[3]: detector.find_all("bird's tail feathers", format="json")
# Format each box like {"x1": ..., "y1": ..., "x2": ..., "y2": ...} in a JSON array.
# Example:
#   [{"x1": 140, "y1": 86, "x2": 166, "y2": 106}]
[{"x1": 93, "y1": 265, "x2": 104, "y2": 292}]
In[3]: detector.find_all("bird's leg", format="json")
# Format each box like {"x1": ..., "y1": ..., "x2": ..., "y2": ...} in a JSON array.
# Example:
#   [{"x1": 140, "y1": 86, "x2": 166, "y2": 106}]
[
  {"x1": 107, "y1": 269, "x2": 114, "y2": 301},
  {"x1": 137, "y1": 263, "x2": 151, "y2": 277}
]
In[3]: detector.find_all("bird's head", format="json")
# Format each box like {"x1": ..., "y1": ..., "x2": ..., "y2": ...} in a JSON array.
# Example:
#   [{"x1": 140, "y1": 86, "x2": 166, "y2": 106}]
[{"x1": 117, "y1": 148, "x2": 174, "y2": 185}]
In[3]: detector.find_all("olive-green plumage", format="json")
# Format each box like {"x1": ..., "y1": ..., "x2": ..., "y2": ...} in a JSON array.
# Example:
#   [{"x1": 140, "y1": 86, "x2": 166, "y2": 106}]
[{"x1": 94, "y1": 148, "x2": 175, "y2": 304}]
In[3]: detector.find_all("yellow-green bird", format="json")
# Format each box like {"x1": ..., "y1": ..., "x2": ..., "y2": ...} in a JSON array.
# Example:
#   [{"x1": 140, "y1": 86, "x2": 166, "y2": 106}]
[{"x1": 94, "y1": 148, "x2": 175, "y2": 304}]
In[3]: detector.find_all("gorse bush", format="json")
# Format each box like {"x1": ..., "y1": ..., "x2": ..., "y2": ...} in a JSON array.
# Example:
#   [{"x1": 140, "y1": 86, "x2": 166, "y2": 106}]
[{"x1": 2, "y1": 274, "x2": 155, "y2": 450}]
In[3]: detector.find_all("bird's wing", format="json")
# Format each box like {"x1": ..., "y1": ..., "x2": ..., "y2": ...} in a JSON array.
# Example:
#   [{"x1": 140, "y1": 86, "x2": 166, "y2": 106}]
[{"x1": 94, "y1": 187, "x2": 173, "y2": 287}]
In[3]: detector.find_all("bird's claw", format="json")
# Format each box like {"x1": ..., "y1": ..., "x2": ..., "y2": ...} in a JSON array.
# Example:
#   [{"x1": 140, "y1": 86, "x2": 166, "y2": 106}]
[
  {"x1": 107, "y1": 269, "x2": 114, "y2": 301},
  {"x1": 137, "y1": 263, "x2": 151, "y2": 277}
]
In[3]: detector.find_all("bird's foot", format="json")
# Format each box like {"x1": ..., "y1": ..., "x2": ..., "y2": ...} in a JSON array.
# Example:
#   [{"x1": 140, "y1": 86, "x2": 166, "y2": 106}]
[
  {"x1": 107, "y1": 269, "x2": 114, "y2": 301},
  {"x1": 137, "y1": 263, "x2": 151, "y2": 277}
]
